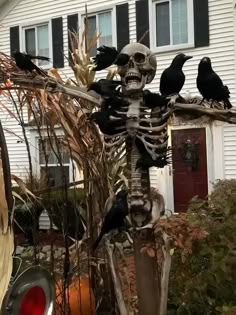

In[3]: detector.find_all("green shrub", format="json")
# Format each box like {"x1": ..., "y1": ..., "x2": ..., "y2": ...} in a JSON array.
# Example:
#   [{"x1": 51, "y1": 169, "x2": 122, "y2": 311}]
[
  {"x1": 167, "y1": 180, "x2": 236, "y2": 315},
  {"x1": 14, "y1": 187, "x2": 86, "y2": 240}
]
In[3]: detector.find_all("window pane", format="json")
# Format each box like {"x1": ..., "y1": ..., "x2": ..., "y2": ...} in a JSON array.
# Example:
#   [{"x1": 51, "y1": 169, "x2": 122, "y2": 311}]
[
  {"x1": 39, "y1": 138, "x2": 70, "y2": 165},
  {"x1": 40, "y1": 166, "x2": 69, "y2": 187},
  {"x1": 99, "y1": 12, "x2": 112, "y2": 47},
  {"x1": 172, "y1": 0, "x2": 188, "y2": 45},
  {"x1": 87, "y1": 16, "x2": 97, "y2": 56},
  {"x1": 156, "y1": 2, "x2": 170, "y2": 47},
  {"x1": 25, "y1": 28, "x2": 36, "y2": 56},
  {"x1": 37, "y1": 24, "x2": 49, "y2": 66}
]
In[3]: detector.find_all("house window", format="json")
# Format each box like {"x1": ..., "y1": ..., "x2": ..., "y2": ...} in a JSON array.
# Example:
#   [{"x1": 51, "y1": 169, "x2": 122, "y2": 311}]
[
  {"x1": 39, "y1": 138, "x2": 70, "y2": 187},
  {"x1": 23, "y1": 23, "x2": 50, "y2": 66},
  {"x1": 84, "y1": 11, "x2": 113, "y2": 56},
  {"x1": 153, "y1": 0, "x2": 193, "y2": 49}
]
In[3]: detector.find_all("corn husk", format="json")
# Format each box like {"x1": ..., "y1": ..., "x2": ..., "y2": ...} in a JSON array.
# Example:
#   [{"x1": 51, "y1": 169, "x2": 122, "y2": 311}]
[
  {"x1": 0, "y1": 228, "x2": 14, "y2": 309},
  {"x1": 0, "y1": 158, "x2": 14, "y2": 310}
]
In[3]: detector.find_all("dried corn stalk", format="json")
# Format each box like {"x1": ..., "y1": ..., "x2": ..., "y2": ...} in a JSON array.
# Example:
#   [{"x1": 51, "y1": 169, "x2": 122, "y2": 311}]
[
  {"x1": 0, "y1": 158, "x2": 13, "y2": 310},
  {"x1": 0, "y1": 229, "x2": 14, "y2": 309},
  {"x1": 0, "y1": 160, "x2": 8, "y2": 233}
]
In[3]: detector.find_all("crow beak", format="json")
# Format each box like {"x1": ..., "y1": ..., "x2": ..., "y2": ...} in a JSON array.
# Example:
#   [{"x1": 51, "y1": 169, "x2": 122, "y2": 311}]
[
  {"x1": 184, "y1": 55, "x2": 193, "y2": 61},
  {"x1": 202, "y1": 57, "x2": 209, "y2": 63}
]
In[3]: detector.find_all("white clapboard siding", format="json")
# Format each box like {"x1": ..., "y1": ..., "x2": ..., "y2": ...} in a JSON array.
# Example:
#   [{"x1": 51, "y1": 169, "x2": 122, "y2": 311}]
[
  {"x1": 0, "y1": 95, "x2": 30, "y2": 178},
  {"x1": 224, "y1": 124, "x2": 236, "y2": 179},
  {"x1": 0, "y1": 0, "x2": 235, "y2": 191}
]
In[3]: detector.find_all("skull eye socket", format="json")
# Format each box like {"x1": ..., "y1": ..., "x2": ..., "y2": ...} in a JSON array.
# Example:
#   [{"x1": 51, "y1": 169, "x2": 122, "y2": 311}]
[{"x1": 134, "y1": 53, "x2": 146, "y2": 64}]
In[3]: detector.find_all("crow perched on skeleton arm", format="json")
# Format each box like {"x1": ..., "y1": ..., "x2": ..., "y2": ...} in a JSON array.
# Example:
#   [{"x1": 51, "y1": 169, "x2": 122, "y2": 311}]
[
  {"x1": 89, "y1": 94, "x2": 128, "y2": 135},
  {"x1": 159, "y1": 53, "x2": 192, "y2": 99},
  {"x1": 88, "y1": 79, "x2": 122, "y2": 98},
  {"x1": 90, "y1": 109, "x2": 126, "y2": 135},
  {"x1": 93, "y1": 190, "x2": 129, "y2": 251},
  {"x1": 197, "y1": 57, "x2": 232, "y2": 109},
  {"x1": 13, "y1": 51, "x2": 50, "y2": 75},
  {"x1": 143, "y1": 89, "x2": 169, "y2": 111}
]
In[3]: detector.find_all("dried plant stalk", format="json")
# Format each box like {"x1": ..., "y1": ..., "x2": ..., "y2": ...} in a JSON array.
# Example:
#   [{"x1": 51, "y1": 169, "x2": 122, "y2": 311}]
[
  {"x1": 0, "y1": 228, "x2": 14, "y2": 309},
  {"x1": 0, "y1": 160, "x2": 9, "y2": 233}
]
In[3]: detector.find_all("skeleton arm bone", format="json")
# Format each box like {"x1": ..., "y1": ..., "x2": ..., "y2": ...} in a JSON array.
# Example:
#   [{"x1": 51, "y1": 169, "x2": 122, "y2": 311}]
[{"x1": 0, "y1": 75, "x2": 102, "y2": 106}]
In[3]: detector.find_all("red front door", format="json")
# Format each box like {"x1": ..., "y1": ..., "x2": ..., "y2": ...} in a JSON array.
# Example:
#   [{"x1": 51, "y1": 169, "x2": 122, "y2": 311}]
[{"x1": 171, "y1": 128, "x2": 208, "y2": 212}]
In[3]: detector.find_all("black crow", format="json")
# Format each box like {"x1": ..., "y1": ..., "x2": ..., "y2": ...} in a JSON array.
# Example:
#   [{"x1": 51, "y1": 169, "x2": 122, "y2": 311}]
[
  {"x1": 197, "y1": 57, "x2": 232, "y2": 109},
  {"x1": 143, "y1": 89, "x2": 169, "y2": 110},
  {"x1": 136, "y1": 154, "x2": 170, "y2": 170},
  {"x1": 90, "y1": 109, "x2": 126, "y2": 135},
  {"x1": 135, "y1": 138, "x2": 171, "y2": 170},
  {"x1": 13, "y1": 51, "x2": 50, "y2": 74},
  {"x1": 92, "y1": 45, "x2": 130, "y2": 71},
  {"x1": 88, "y1": 79, "x2": 122, "y2": 98},
  {"x1": 101, "y1": 95, "x2": 129, "y2": 112},
  {"x1": 160, "y1": 53, "x2": 192, "y2": 96},
  {"x1": 92, "y1": 45, "x2": 119, "y2": 71},
  {"x1": 93, "y1": 190, "x2": 129, "y2": 250}
]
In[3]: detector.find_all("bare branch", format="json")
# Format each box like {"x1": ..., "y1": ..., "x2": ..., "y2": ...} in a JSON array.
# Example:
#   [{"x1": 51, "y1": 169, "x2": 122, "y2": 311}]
[
  {"x1": 173, "y1": 103, "x2": 236, "y2": 124},
  {"x1": 159, "y1": 232, "x2": 172, "y2": 315},
  {"x1": 105, "y1": 241, "x2": 129, "y2": 315}
]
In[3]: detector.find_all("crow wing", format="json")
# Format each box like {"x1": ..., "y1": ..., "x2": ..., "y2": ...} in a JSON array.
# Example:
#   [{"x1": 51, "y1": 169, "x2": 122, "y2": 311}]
[{"x1": 160, "y1": 68, "x2": 185, "y2": 96}]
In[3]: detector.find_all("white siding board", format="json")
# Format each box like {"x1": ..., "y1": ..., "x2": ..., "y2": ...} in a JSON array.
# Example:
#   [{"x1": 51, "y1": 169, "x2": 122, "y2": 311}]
[{"x1": 0, "y1": 0, "x2": 235, "y2": 190}]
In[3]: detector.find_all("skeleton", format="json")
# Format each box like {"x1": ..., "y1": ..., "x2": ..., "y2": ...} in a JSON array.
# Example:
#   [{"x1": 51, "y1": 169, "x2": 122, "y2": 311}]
[{"x1": 96, "y1": 43, "x2": 172, "y2": 227}]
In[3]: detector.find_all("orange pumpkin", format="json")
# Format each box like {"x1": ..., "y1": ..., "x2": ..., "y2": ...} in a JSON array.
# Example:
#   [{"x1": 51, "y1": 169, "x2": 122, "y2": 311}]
[{"x1": 55, "y1": 276, "x2": 96, "y2": 315}]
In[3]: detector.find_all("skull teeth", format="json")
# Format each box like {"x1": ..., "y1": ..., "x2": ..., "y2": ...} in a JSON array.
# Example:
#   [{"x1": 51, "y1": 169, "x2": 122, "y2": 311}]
[
  {"x1": 126, "y1": 72, "x2": 141, "y2": 78},
  {"x1": 125, "y1": 72, "x2": 141, "y2": 83}
]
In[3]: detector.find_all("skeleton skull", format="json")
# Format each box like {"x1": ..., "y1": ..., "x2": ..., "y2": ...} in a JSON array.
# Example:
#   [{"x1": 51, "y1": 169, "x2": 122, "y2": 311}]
[{"x1": 117, "y1": 43, "x2": 157, "y2": 95}]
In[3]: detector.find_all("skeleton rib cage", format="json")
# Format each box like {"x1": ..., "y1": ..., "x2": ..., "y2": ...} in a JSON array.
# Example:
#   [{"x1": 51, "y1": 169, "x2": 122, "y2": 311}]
[{"x1": 101, "y1": 95, "x2": 171, "y2": 226}]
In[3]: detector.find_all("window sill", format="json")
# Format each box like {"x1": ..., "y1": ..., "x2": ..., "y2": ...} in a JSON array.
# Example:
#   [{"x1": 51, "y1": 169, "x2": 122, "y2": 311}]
[
  {"x1": 40, "y1": 62, "x2": 53, "y2": 71},
  {"x1": 151, "y1": 43, "x2": 195, "y2": 55}
]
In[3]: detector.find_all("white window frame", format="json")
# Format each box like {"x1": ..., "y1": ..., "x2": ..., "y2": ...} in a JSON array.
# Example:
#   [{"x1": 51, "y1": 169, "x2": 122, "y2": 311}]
[
  {"x1": 29, "y1": 127, "x2": 74, "y2": 185},
  {"x1": 38, "y1": 136, "x2": 71, "y2": 187},
  {"x1": 79, "y1": 6, "x2": 117, "y2": 51},
  {"x1": 149, "y1": 0, "x2": 194, "y2": 53},
  {"x1": 21, "y1": 20, "x2": 53, "y2": 69}
]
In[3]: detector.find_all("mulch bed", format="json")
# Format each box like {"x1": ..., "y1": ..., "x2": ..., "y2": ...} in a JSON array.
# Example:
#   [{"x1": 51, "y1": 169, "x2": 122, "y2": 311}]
[{"x1": 15, "y1": 230, "x2": 66, "y2": 247}]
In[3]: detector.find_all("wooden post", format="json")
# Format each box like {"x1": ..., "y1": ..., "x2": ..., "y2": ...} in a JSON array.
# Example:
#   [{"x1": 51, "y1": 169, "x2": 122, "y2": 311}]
[
  {"x1": 127, "y1": 139, "x2": 161, "y2": 315},
  {"x1": 134, "y1": 230, "x2": 160, "y2": 315}
]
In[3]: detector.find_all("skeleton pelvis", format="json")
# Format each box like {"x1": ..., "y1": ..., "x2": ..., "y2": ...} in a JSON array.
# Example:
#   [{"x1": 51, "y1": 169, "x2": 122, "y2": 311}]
[
  {"x1": 131, "y1": 209, "x2": 152, "y2": 227},
  {"x1": 129, "y1": 198, "x2": 152, "y2": 227}
]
